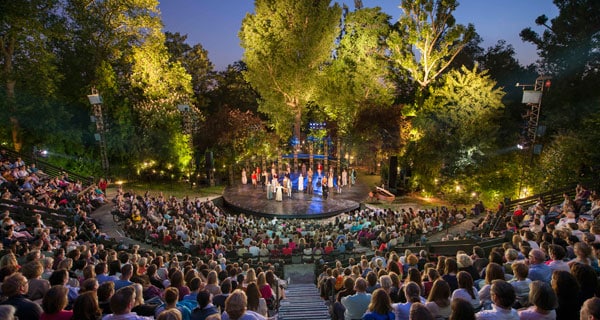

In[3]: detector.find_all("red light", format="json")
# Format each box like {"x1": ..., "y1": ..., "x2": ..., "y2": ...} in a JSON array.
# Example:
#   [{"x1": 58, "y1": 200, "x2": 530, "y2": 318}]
[{"x1": 544, "y1": 80, "x2": 552, "y2": 88}]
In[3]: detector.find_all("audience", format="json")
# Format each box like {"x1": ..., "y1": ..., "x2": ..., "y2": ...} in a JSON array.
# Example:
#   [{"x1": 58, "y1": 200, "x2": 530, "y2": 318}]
[{"x1": 0, "y1": 151, "x2": 599, "y2": 320}]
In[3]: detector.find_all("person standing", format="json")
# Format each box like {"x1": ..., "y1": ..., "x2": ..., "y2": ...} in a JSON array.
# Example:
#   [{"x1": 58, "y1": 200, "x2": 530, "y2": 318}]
[
  {"x1": 307, "y1": 171, "x2": 313, "y2": 194},
  {"x1": 322, "y1": 176, "x2": 329, "y2": 200},
  {"x1": 251, "y1": 170, "x2": 257, "y2": 188},
  {"x1": 241, "y1": 168, "x2": 247, "y2": 185},
  {"x1": 98, "y1": 178, "x2": 109, "y2": 194},
  {"x1": 275, "y1": 182, "x2": 283, "y2": 202},
  {"x1": 298, "y1": 173, "x2": 304, "y2": 193}
]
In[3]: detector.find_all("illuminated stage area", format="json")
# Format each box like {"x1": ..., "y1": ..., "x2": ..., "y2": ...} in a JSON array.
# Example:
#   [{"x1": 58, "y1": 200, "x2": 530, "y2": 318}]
[{"x1": 222, "y1": 178, "x2": 370, "y2": 219}]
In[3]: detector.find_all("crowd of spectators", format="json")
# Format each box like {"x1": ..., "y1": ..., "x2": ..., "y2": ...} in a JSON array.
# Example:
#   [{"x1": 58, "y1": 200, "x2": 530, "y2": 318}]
[
  {"x1": 6, "y1": 147, "x2": 599, "y2": 320},
  {"x1": 316, "y1": 184, "x2": 600, "y2": 320},
  {"x1": 116, "y1": 185, "x2": 473, "y2": 262}
]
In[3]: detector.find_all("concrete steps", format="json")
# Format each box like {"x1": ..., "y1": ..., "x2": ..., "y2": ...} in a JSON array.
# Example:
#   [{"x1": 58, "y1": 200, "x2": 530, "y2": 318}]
[{"x1": 278, "y1": 284, "x2": 330, "y2": 320}]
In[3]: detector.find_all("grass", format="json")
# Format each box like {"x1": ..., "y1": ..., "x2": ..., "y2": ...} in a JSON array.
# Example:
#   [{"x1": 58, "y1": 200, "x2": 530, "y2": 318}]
[{"x1": 107, "y1": 180, "x2": 225, "y2": 199}]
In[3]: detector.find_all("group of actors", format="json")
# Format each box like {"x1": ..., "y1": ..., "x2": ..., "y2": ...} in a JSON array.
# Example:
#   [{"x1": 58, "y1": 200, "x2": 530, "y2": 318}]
[{"x1": 240, "y1": 162, "x2": 356, "y2": 202}]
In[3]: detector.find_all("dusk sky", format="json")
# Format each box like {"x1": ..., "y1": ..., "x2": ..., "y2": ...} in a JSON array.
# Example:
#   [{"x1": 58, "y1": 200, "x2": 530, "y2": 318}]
[{"x1": 158, "y1": 1, "x2": 559, "y2": 71}]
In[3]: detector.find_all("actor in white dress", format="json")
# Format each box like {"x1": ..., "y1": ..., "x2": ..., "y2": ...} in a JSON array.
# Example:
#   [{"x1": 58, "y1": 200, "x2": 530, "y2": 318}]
[
  {"x1": 298, "y1": 173, "x2": 304, "y2": 192},
  {"x1": 275, "y1": 183, "x2": 283, "y2": 202},
  {"x1": 241, "y1": 168, "x2": 247, "y2": 184}
]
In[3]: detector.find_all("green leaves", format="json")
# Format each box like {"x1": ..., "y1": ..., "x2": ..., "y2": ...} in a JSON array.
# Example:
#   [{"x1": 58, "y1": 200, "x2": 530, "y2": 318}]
[
  {"x1": 240, "y1": 0, "x2": 342, "y2": 140},
  {"x1": 389, "y1": 0, "x2": 475, "y2": 90}
]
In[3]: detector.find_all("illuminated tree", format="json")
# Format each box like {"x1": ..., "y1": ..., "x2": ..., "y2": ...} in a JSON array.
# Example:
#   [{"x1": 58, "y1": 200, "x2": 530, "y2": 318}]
[
  {"x1": 319, "y1": 6, "x2": 395, "y2": 135},
  {"x1": 407, "y1": 65, "x2": 505, "y2": 193},
  {"x1": 387, "y1": 0, "x2": 475, "y2": 110},
  {"x1": 165, "y1": 32, "x2": 214, "y2": 108},
  {"x1": 239, "y1": 0, "x2": 342, "y2": 141}
]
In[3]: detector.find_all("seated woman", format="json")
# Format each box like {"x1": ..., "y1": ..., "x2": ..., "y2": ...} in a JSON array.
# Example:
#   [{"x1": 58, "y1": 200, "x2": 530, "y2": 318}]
[{"x1": 518, "y1": 281, "x2": 557, "y2": 320}]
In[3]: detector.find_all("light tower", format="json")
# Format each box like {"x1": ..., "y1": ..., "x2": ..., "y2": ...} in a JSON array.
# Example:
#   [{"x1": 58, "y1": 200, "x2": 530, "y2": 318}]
[{"x1": 87, "y1": 88, "x2": 109, "y2": 177}]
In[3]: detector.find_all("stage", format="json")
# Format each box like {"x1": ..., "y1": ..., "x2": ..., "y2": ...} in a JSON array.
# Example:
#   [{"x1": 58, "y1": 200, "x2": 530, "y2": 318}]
[{"x1": 222, "y1": 178, "x2": 371, "y2": 219}]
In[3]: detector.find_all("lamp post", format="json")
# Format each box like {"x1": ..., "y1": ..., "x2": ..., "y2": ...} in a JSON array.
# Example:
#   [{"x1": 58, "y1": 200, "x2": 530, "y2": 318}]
[{"x1": 87, "y1": 88, "x2": 109, "y2": 177}]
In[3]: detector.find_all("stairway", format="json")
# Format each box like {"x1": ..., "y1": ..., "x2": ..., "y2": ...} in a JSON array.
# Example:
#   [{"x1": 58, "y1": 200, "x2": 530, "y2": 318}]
[{"x1": 278, "y1": 284, "x2": 331, "y2": 320}]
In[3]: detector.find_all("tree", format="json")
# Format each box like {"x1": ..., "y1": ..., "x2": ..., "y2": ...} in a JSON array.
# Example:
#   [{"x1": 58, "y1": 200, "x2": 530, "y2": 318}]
[
  {"x1": 0, "y1": 0, "x2": 64, "y2": 152},
  {"x1": 165, "y1": 32, "x2": 214, "y2": 109},
  {"x1": 406, "y1": 65, "x2": 505, "y2": 194},
  {"x1": 239, "y1": 0, "x2": 342, "y2": 141},
  {"x1": 319, "y1": 6, "x2": 395, "y2": 136},
  {"x1": 388, "y1": 0, "x2": 475, "y2": 110},
  {"x1": 520, "y1": 0, "x2": 600, "y2": 131}
]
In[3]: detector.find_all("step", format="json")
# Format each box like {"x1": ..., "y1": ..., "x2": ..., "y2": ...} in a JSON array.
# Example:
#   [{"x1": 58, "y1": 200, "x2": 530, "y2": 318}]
[{"x1": 278, "y1": 284, "x2": 330, "y2": 320}]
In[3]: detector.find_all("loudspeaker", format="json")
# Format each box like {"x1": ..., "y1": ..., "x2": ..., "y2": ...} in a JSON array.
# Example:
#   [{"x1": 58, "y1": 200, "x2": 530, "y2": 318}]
[
  {"x1": 205, "y1": 151, "x2": 214, "y2": 168},
  {"x1": 389, "y1": 156, "x2": 398, "y2": 188}
]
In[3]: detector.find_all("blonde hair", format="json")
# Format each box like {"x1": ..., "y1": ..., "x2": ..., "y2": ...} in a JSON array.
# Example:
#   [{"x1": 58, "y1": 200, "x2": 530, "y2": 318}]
[
  {"x1": 225, "y1": 289, "x2": 248, "y2": 320},
  {"x1": 157, "y1": 308, "x2": 182, "y2": 320}
]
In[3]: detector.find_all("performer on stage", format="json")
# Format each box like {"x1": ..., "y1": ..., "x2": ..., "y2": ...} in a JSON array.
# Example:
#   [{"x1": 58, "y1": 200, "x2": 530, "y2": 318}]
[
  {"x1": 251, "y1": 170, "x2": 257, "y2": 188},
  {"x1": 266, "y1": 181, "x2": 273, "y2": 200},
  {"x1": 322, "y1": 176, "x2": 329, "y2": 199},
  {"x1": 342, "y1": 168, "x2": 348, "y2": 187},
  {"x1": 275, "y1": 182, "x2": 283, "y2": 202},
  {"x1": 241, "y1": 168, "x2": 248, "y2": 185},
  {"x1": 286, "y1": 175, "x2": 292, "y2": 198},
  {"x1": 298, "y1": 173, "x2": 304, "y2": 192}
]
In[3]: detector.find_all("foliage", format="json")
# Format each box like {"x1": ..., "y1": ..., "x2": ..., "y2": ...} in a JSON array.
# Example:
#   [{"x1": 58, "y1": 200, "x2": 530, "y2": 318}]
[
  {"x1": 405, "y1": 65, "x2": 506, "y2": 200},
  {"x1": 164, "y1": 32, "x2": 214, "y2": 108},
  {"x1": 536, "y1": 131, "x2": 587, "y2": 189},
  {"x1": 319, "y1": 6, "x2": 395, "y2": 135},
  {"x1": 388, "y1": 0, "x2": 476, "y2": 110},
  {"x1": 239, "y1": 0, "x2": 342, "y2": 140},
  {"x1": 0, "y1": 0, "x2": 66, "y2": 151},
  {"x1": 520, "y1": 0, "x2": 600, "y2": 132}
]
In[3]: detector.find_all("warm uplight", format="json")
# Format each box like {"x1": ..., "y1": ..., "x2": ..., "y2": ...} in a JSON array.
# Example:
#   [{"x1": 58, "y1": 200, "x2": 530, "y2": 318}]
[
  {"x1": 471, "y1": 192, "x2": 477, "y2": 197},
  {"x1": 455, "y1": 185, "x2": 461, "y2": 192},
  {"x1": 115, "y1": 180, "x2": 125, "y2": 185}
]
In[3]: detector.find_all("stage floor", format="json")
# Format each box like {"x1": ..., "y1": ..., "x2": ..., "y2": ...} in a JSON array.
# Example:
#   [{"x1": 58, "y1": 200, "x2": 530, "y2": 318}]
[{"x1": 222, "y1": 180, "x2": 370, "y2": 219}]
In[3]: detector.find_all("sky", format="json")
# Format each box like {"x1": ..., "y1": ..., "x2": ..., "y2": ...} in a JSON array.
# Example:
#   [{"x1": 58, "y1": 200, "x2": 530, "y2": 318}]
[{"x1": 158, "y1": 0, "x2": 559, "y2": 71}]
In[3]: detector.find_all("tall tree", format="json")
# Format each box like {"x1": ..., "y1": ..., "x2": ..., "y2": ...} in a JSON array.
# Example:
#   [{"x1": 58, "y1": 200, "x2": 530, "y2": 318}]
[
  {"x1": 387, "y1": 0, "x2": 475, "y2": 110},
  {"x1": 520, "y1": 0, "x2": 600, "y2": 132},
  {"x1": 319, "y1": 6, "x2": 395, "y2": 136},
  {"x1": 61, "y1": 0, "x2": 196, "y2": 174},
  {"x1": 165, "y1": 32, "x2": 214, "y2": 109},
  {"x1": 407, "y1": 65, "x2": 505, "y2": 192},
  {"x1": 239, "y1": 0, "x2": 342, "y2": 141},
  {"x1": 0, "y1": 0, "x2": 64, "y2": 152}
]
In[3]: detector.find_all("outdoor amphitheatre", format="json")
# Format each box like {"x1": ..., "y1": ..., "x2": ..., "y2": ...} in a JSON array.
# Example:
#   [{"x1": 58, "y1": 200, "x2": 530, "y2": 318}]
[{"x1": 1, "y1": 1, "x2": 600, "y2": 320}]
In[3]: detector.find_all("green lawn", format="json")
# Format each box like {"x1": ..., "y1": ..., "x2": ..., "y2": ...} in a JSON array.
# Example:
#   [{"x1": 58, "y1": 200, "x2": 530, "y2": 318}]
[{"x1": 107, "y1": 180, "x2": 225, "y2": 199}]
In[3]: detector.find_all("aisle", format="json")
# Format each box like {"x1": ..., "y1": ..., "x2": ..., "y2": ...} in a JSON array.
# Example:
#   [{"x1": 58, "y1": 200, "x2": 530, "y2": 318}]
[{"x1": 278, "y1": 284, "x2": 331, "y2": 320}]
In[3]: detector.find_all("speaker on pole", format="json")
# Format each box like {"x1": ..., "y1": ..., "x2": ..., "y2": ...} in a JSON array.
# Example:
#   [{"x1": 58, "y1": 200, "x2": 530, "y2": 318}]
[{"x1": 389, "y1": 156, "x2": 398, "y2": 189}]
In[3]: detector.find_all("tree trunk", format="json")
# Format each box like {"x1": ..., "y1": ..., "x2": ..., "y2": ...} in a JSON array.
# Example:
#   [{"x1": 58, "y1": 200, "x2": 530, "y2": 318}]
[
  {"x1": 294, "y1": 110, "x2": 302, "y2": 143},
  {"x1": 7, "y1": 80, "x2": 21, "y2": 152}
]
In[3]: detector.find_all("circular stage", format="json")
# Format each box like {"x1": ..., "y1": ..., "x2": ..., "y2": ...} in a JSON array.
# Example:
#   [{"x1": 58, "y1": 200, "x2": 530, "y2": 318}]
[{"x1": 222, "y1": 180, "x2": 370, "y2": 219}]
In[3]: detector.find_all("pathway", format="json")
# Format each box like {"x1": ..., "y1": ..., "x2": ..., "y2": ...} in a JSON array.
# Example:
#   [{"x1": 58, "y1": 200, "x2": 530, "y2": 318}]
[{"x1": 278, "y1": 284, "x2": 331, "y2": 320}]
